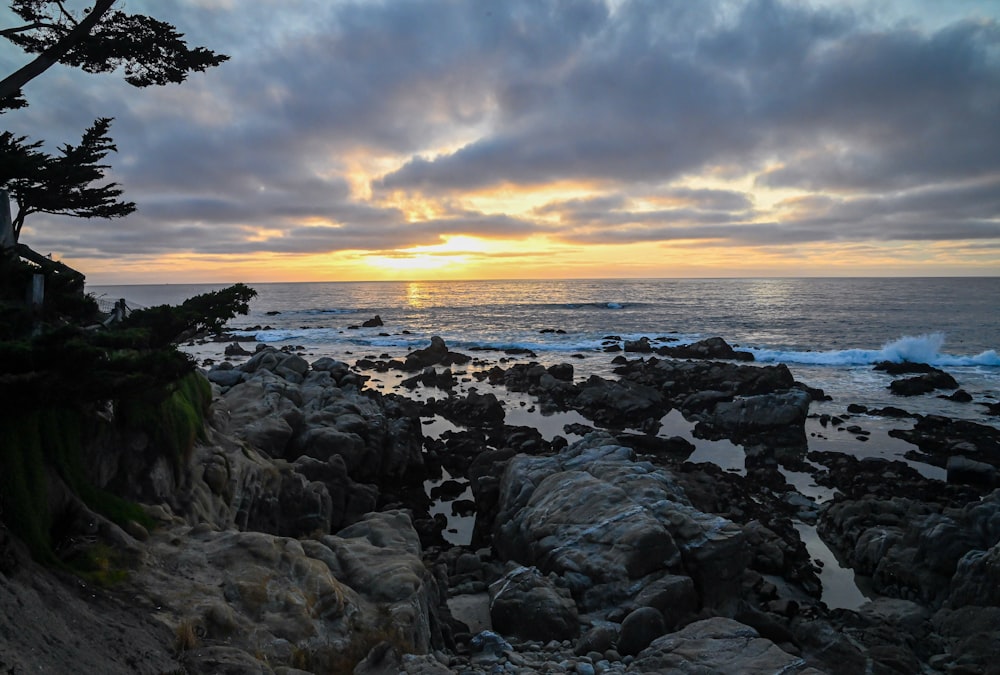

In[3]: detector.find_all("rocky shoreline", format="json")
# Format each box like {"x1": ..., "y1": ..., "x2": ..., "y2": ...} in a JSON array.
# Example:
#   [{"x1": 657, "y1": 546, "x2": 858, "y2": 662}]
[{"x1": 2, "y1": 334, "x2": 999, "y2": 674}]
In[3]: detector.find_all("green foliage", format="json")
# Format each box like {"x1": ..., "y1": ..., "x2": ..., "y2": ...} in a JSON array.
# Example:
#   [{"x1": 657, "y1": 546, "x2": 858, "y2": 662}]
[
  {"x1": 117, "y1": 371, "x2": 211, "y2": 465},
  {"x1": 0, "y1": 409, "x2": 56, "y2": 563},
  {"x1": 1, "y1": 118, "x2": 136, "y2": 241},
  {"x1": 0, "y1": 326, "x2": 197, "y2": 408},
  {"x1": 124, "y1": 283, "x2": 258, "y2": 348},
  {"x1": 0, "y1": 376, "x2": 212, "y2": 563}
]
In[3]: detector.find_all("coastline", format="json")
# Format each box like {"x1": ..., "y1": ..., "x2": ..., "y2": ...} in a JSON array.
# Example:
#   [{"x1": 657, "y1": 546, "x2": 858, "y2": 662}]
[{"x1": 3, "y1": 325, "x2": 999, "y2": 672}]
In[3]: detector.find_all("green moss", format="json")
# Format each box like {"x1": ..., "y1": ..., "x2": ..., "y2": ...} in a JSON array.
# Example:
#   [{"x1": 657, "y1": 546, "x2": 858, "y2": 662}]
[
  {"x1": 65, "y1": 542, "x2": 130, "y2": 587},
  {"x1": 0, "y1": 411, "x2": 56, "y2": 564},
  {"x1": 117, "y1": 371, "x2": 211, "y2": 468},
  {"x1": 0, "y1": 404, "x2": 161, "y2": 562}
]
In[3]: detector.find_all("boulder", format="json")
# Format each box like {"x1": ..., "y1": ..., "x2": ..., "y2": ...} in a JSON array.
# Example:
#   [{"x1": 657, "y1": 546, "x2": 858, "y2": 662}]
[
  {"x1": 617, "y1": 606, "x2": 667, "y2": 656},
  {"x1": 573, "y1": 376, "x2": 664, "y2": 428},
  {"x1": 948, "y1": 541, "x2": 1000, "y2": 607},
  {"x1": 403, "y1": 336, "x2": 470, "y2": 371},
  {"x1": 206, "y1": 366, "x2": 244, "y2": 388},
  {"x1": 626, "y1": 617, "x2": 811, "y2": 673},
  {"x1": 947, "y1": 455, "x2": 998, "y2": 487},
  {"x1": 492, "y1": 433, "x2": 747, "y2": 612},
  {"x1": 693, "y1": 389, "x2": 811, "y2": 434},
  {"x1": 656, "y1": 336, "x2": 754, "y2": 361},
  {"x1": 488, "y1": 565, "x2": 579, "y2": 642},
  {"x1": 224, "y1": 342, "x2": 252, "y2": 357},
  {"x1": 633, "y1": 575, "x2": 699, "y2": 629},
  {"x1": 889, "y1": 371, "x2": 959, "y2": 396}
]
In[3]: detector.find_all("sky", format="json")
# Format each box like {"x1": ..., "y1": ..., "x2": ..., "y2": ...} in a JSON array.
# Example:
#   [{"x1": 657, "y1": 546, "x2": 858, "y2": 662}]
[{"x1": 2, "y1": 0, "x2": 999, "y2": 284}]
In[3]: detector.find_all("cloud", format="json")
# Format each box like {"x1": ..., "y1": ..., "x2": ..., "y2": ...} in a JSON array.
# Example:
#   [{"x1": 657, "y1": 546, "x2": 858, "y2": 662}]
[{"x1": 2, "y1": 0, "x2": 998, "y2": 273}]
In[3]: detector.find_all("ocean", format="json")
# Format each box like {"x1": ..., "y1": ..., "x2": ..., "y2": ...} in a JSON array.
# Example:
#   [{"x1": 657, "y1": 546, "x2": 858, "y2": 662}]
[{"x1": 89, "y1": 277, "x2": 1000, "y2": 423}]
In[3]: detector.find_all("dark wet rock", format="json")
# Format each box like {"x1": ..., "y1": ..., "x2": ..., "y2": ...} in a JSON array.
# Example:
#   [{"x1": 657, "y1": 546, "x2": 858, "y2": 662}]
[
  {"x1": 691, "y1": 389, "x2": 811, "y2": 438},
  {"x1": 819, "y1": 489, "x2": 1000, "y2": 606},
  {"x1": 941, "y1": 388, "x2": 973, "y2": 403},
  {"x1": 632, "y1": 575, "x2": 698, "y2": 630},
  {"x1": 574, "y1": 376, "x2": 664, "y2": 429},
  {"x1": 932, "y1": 605, "x2": 1000, "y2": 673},
  {"x1": 488, "y1": 565, "x2": 579, "y2": 642},
  {"x1": 948, "y1": 539, "x2": 1000, "y2": 607},
  {"x1": 402, "y1": 336, "x2": 471, "y2": 371},
  {"x1": 611, "y1": 432, "x2": 695, "y2": 460},
  {"x1": 946, "y1": 455, "x2": 998, "y2": 487},
  {"x1": 656, "y1": 336, "x2": 755, "y2": 361},
  {"x1": 361, "y1": 315, "x2": 384, "y2": 327},
  {"x1": 888, "y1": 415, "x2": 1000, "y2": 470},
  {"x1": 402, "y1": 367, "x2": 457, "y2": 391},
  {"x1": 547, "y1": 362, "x2": 574, "y2": 382},
  {"x1": 889, "y1": 370, "x2": 959, "y2": 396},
  {"x1": 617, "y1": 606, "x2": 667, "y2": 656},
  {"x1": 310, "y1": 357, "x2": 352, "y2": 382},
  {"x1": 224, "y1": 342, "x2": 252, "y2": 357},
  {"x1": 873, "y1": 361, "x2": 940, "y2": 375},
  {"x1": 431, "y1": 390, "x2": 505, "y2": 428},
  {"x1": 624, "y1": 337, "x2": 654, "y2": 353},
  {"x1": 575, "y1": 624, "x2": 619, "y2": 656},
  {"x1": 628, "y1": 617, "x2": 810, "y2": 674},
  {"x1": 616, "y1": 357, "x2": 795, "y2": 402}
]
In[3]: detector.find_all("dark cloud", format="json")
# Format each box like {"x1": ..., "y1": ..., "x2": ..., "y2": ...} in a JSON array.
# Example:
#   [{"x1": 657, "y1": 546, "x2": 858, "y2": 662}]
[{"x1": 2, "y1": 0, "x2": 998, "y2": 269}]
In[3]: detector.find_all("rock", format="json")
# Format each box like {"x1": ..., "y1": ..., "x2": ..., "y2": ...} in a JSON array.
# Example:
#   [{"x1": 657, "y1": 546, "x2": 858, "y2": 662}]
[
  {"x1": 943, "y1": 389, "x2": 974, "y2": 403},
  {"x1": 694, "y1": 389, "x2": 811, "y2": 435},
  {"x1": 488, "y1": 565, "x2": 580, "y2": 642},
  {"x1": 624, "y1": 337, "x2": 653, "y2": 353},
  {"x1": 492, "y1": 433, "x2": 747, "y2": 613},
  {"x1": 403, "y1": 336, "x2": 471, "y2": 371},
  {"x1": 657, "y1": 336, "x2": 754, "y2": 361},
  {"x1": 617, "y1": 606, "x2": 667, "y2": 656},
  {"x1": 575, "y1": 625, "x2": 619, "y2": 656},
  {"x1": 469, "y1": 630, "x2": 512, "y2": 665},
  {"x1": 627, "y1": 617, "x2": 810, "y2": 673},
  {"x1": 889, "y1": 370, "x2": 959, "y2": 396},
  {"x1": 353, "y1": 641, "x2": 400, "y2": 675},
  {"x1": 206, "y1": 367, "x2": 244, "y2": 388},
  {"x1": 224, "y1": 342, "x2": 252, "y2": 357},
  {"x1": 548, "y1": 363, "x2": 575, "y2": 382},
  {"x1": 947, "y1": 455, "x2": 998, "y2": 487},
  {"x1": 361, "y1": 315, "x2": 384, "y2": 328},
  {"x1": 873, "y1": 361, "x2": 939, "y2": 375},
  {"x1": 633, "y1": 575, "x2": 698, "y2": 629},
  {"x1": 573, "y1": 376, "x2": 664, "y2": 428},
  {"x1": 948, "y1": 540, "x2": 1000, "y2": 607},
  {"x1": 310, "y1": 357, "x2": 352, "y2": 382}
]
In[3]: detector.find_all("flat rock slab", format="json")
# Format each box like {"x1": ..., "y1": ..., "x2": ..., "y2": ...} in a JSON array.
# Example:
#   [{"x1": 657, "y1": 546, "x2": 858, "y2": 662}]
[
  {"x1": 447, "y1": 592, "x2": 492, "y2": 634},
  {"x1": 627, "y1": 617, "x2": 823, "y2": 674}
]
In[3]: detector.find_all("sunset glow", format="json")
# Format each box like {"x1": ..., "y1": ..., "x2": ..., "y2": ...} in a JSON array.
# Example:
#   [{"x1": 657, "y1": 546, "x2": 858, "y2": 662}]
[{"x1": 4, "y1": 0, "x2": 998, "y2": 284}]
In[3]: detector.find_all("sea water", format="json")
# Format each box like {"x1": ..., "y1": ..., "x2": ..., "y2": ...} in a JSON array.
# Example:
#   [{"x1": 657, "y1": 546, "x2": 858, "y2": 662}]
[{"x1": 89, "y1": 278, "x2": 1000, "y2": 421}]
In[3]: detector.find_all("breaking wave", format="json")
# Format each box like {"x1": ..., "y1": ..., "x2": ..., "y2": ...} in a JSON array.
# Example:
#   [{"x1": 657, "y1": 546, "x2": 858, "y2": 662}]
[{"x1": 751, "y1": 333, "x2": 1000, "y2": 368}]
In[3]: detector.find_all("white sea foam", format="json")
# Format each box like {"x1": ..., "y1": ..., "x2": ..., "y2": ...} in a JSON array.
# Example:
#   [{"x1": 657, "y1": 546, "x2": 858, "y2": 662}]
[{"x1": 751, "y1": 333, "x2": 1000, "y2": 368}]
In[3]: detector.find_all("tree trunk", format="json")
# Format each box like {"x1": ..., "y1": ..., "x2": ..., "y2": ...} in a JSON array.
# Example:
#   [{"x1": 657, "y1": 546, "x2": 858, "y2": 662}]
[{"x1": 0, "y1": 0, "x2": 118, "y2": 102}]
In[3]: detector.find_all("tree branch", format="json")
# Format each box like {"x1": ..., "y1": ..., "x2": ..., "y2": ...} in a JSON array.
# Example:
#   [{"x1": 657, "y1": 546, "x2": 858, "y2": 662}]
[
  {"x1": 0, "y1": 22, "x2": 62, "y2": 38},
  {"x1": 54, "y1": 1, "x2": 80, "y2": 26},
  {"x1": 0, "y1": 0, "x2": 117, "y2": 102}
]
